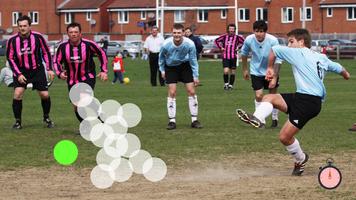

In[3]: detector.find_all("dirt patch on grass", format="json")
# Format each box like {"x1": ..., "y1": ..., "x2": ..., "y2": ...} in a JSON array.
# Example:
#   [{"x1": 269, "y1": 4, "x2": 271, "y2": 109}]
[{"x1": 1, "y1": 152, "x2": 355, "y2": 200}]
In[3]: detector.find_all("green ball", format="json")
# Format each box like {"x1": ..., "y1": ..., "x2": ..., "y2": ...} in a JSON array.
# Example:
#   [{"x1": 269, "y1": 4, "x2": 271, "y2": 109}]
[{"x1": 53, "y1": 140, "x2": 78, "y2": 165}]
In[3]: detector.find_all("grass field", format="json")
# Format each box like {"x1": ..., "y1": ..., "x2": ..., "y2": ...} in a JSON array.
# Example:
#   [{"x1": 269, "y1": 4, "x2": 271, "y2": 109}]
[{"x1": 0, "y1": 56, "x2": 356, "y2": 199}]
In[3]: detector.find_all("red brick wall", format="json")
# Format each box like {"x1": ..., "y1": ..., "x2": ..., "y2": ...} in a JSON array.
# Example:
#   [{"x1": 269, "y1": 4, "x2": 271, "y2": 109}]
[{"x1": 321, "y1": 7, "x2": 356, "y2": 33}]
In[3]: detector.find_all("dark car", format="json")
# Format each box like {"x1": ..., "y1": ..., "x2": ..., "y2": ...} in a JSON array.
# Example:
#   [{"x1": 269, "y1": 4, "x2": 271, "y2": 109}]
[{"x1": 0, "y1": 39, "x2": 7, "y2": 56}]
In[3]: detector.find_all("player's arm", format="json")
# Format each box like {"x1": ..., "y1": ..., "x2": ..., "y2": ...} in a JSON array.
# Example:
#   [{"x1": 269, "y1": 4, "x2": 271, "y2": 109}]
[
  {"x1": 266, "y1": 50, "x2": 276, "y2": 81},
  {"x1": 38, "y1": 34, "x2": 54, "y2": 81},
  {"x1": 240, "y1": 41, "x2": 250, "y2": 80},
  {"x1": 326, "y1": 58, "x2": 350, "y2": 80},
  {"x1": 6, "y1": 38, "x2": 22, "y2": 77},
  {"x1": 89, "y1": 41, "x2": 108, "y2": 81},
  {"x1": 158, "y1": 47, "x2": 166, "y2": 79},
  {"x1": 188, "y1": 44, "x2": 199, "y2": 86},
  {"x1": 214, "y1": 35, "x2": 224, "y2": 50},
  {"x1": 53, "y1": 44, "x2": 67, "y2": 80}
]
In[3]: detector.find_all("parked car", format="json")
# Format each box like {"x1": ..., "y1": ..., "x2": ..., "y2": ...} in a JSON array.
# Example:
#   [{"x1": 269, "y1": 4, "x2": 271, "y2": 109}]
[
  {"x1": 201, "y1": 43, "x2": 222, "y2": 59},
  {"x1": 277, "y1": 37, "x2": 287, "y2": 46},
  {"x1": 123, "y1": 41, "x2": 142, "y2": 57},
  {"x1": 48, "y1": 40, "x2": 61, "y2": 56},
  {"x1": 0, "y1": 39, "x2": 7, "y2": 56},
  {"x1": 106, "y1": 41, "x2": 128, "y2": 57},
  {"x1": 311, "y1": 40, "x2": 329, "y2": 52}
]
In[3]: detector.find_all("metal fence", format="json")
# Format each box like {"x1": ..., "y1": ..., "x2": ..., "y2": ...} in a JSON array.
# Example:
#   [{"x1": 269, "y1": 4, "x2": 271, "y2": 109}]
[{"x1": 312, "y1": 33, "x2": 356, "y2": 40}]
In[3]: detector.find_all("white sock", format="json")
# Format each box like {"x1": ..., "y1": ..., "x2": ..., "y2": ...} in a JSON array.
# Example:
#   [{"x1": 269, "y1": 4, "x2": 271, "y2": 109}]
[
  {"x1": 286, "y1": 138, "x2": 305, "y2": 163},
  {"x1": 188, "y1": 95, "x2": 198, "y2": 122},
  {"x1": 253, "y1": 102, "x2": 273, "y2": 124},
  {"x1": 254, "y1": 99, "x2": 261, "y2": 110},
  {"x1": 272, "y1": 108, "x2": 279, "y2": 120},
  {"x1": 167, "y1": 97, "x2": 176, "y2": 122}
]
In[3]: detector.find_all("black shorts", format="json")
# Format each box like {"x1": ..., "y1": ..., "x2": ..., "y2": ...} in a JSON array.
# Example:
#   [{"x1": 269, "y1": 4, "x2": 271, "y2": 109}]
[
  {"x1": 13, "y1": 68, "x2": 48, "y2": 91},
  {"x1": 281, "y1": 93, "x2": 322, "y2": 129},
  {"x1": 67, "y1": 78, "x2": 96, "y2": 91},
  {"x1": 165, "y1": 62, "x2": 194, "y2": 84},
  {"x1": 222, "y1": 58, "x2": 237, "y2": 69},
  {"x1": 251, "y1": 75, "x2": 279, "y2": 90}
]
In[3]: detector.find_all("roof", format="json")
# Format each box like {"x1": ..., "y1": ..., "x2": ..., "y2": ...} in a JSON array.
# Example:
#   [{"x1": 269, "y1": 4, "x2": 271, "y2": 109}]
[
  {"x1": 59, "y1": 0, "x2": 108, "y2": 10},
  {"x1": 108, "y1": 0, "x2": 228, "y2": 9},
  {"x1": 319, "y1": 0, "x2": 356, "y2": 5}
]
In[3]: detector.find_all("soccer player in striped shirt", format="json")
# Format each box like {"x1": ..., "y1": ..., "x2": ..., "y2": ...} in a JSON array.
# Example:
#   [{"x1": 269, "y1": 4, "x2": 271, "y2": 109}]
[
  {"x1": 215, "y1": 24, "x2": 244, "y2": 90},
  {"x1": 53, "y1": 22, "x2": 108, "y2": 123},
  {"x1": 6, "y1": 15, "x2": 55, "y2": 129}
]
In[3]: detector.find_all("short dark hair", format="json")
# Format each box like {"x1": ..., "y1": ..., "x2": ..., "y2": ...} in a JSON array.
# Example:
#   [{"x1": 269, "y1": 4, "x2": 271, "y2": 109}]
[
  {"x1": 66, "y1": 22, "x2": 82, "y2": 32},
  {"x1": 253, "y1": 20, "x2": 268, "y2": 32},
  {"x1": 173, "y1": 23, "x2": 184, "y2": 31},
  {"x1": 185, "y1": 27, "x2": 192, "y2": 31},
  {"x1": 227, "y1": 24, "x2": 236, "y2": 32},
  {"x1": 287, "y1": 28, "x2": 311, "y2": 48},
  {"x1": 17, "y1": 15, "x2": 32, "y2": 26}
]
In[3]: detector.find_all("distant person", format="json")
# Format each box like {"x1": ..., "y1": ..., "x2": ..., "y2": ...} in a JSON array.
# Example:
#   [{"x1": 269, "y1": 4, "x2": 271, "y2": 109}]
[
  {"x1": 240, "y1": 20, "x2": 282, "y2": 128},
  {"x1": 215, "y1": 24, "x2": 244, "y2": 90},
  {"x1": 112, "y1": 52, "x2": 125, "y2": 84},
  {"x1": 144, "y1": 26, "x2": 165, "y2": 86},
  {"x1": 7, "y1": 15, "x2": 55, "y2": 129},
  {"x1": 99, "y1": 37, "x2": 109, "y2": 55},
  {"x1": 159, "y1": 23, "x2": 202, "y2": 130},
  {"x1": 236, "y1": 28, "x2": 350, "y2": 176},
  {"x1": 0, "y1": 62, "x2": 14, "y2": 87},
  {"x1": 348, "y1": 123, "x2": 356, "y2": 131},
  {"x1": 184, "y1": 27, "x2": 203, "y2": 60}
]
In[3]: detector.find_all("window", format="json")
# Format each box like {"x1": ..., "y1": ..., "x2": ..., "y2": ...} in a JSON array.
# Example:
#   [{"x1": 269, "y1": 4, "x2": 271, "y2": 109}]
[
  {"x1": 221, "y1": 9, "x2": 227, "y2": 19},
  {"x1": 281, "y1": 7, "x2": 293, "y2": 23},
  {"x1": 118, "y1": 11, "x2": 129, "y2": 23},
  {"x1": 141, "y1": 11, "x2": 146, "y2": 20},
  {"x1": 86, "y1": 12, "x2": 92, "y2": 21},
  {"x1": 28, "y1": 11, "x2": 39, "y2": 25},
  {"x1": 157, "y1": 10, "x2": 162, "y2": 20},
  {"x1": 198, "y1": 10, "x2": 208, "y2": 22},
  {"x1": 347, "y1": 7, "x2": 356, "y2": 20},
  {"x1": 327, "y1": 8, "x2": 333, "y2": 17},
  {"x1": 174, "y1": 10, "x2": 185, "y2": 23},
  {"x1": 238, "y1": 8, "x2": 250, "y2": 22},
  {"x1": 300, "y1": 7, "x2": 312, "y2": 21},
  {"x1": 256, "y1": 8, "x2": 268, "y2": 21},
  {"x1": 65, "y1": 13, "x2": 72, "y2": 24},
  {"x1": 12, "y1": 12, "x2": 22, "y2": 26}
]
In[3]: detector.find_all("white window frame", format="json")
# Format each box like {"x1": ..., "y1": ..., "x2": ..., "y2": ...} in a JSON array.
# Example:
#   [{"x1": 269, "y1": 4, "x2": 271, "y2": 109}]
[
  {"x1": 140, "y1": 11, "x2": 146, "y2": 20},
  {"x1": 86, "y1": 12, "x2": 92, "y2": 21},
  {"x1": 281, "y1": 7, "x2": 294, "y2": 23},
  {"x1": 347, "y1": 7, "x2": 356, "y2": 21},
  {"x1": 157, "y1": 10, "x2": 161, "y2": 20},
  {"x1": 256, "y1": 8, "x2": 268, "y2": 21},
  {"x1": 65, "y1": 13, "x2": 72, "y2": 24},
  {"x1": 28, "y1": 11, "x2": 39, "y2": 25},
  {"x1": 221, "y1": 9, "x2": 227, "y2": 19},
  {"x1": 118, "y1": 11, "x2": 129, "y2": 24},
  {"x1": 174, "y1": 10, "x2": 185, "y2": 23},
  {"x1": 197, "y1": 10, "x2": 208, "y2": 23},
  {"x1": 238, "y1": 8, "x2": 250, "y2": 22},
  {"x1": 300, "y1": 7, "x2": 312, "y2": 21},
  {"x1": 0, "y1": 12, "x2": 2, "y2": 27},
  {"x1": 12, "y1": 12, "x2": 21, "y2": 26},
  {"x1": 327, "y1": 8, "x2": 333, "y2": 17}
]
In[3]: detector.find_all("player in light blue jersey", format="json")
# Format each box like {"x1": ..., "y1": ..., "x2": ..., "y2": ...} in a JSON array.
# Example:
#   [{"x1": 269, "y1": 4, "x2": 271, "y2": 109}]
[
  {"x1": 240, "y1": 20, "x2": 282, "y2": 128},
  {"x1": 159, "y1": 23, "x2": 202, "y2": 130},
  {"x1": 237, "y1": 29, "x2": 350, "y2": 176}
]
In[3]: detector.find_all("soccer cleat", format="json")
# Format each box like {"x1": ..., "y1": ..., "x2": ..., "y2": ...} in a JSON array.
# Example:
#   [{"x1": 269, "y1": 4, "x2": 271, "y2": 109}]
[
  {"x1": 292, "y1": 153, "x2": 309, "y2": 176},
  {"x1": 12, "y1": 121, "x2": 22, "y2": 129},
  {"x1": 271, "y1": 119, "x2": 278, "y2": 128},
  {"x1": 236, "y1": 109, "x2": 250, "y2": 124},
  {"x1": 167, "y1": 122, "x2": 176, "y2": 130},
  {"x1": 228, "y1": 84, "x2": 233, "y2": 90},
  {"x1": 191, "y1": 120, "x2": 203, "y2": 129},
  {"x1": 223, "y1": 84, "x2": 229, "y2": 90},
  {"x1": 236, "y1": 108, "x2": 265, "y2": 128},
  {"x1": 43, "y1": 118, "x2": 55, "y2": 128}
]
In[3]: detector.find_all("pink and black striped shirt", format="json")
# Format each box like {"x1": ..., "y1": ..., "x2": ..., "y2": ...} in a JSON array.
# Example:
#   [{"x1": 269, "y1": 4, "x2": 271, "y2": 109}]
[
  {"x1": 214, "y1": 34, "x2": 245, "y2": 59},
  {"x1": 53, "y1": 39, "x2": 108, "y2": 86},
  {"x1": 6, "y1": 31, "x2": 52, "y2": 77}
]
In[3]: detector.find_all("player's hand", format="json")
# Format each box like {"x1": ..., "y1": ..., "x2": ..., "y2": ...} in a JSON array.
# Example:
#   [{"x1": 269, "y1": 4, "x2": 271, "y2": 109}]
[
  {"x1": 60, "y1": 71, "x2": 67, "y2": 80},
  {"x1": 268, "y1": 77, "x2": 277, "y2": 89},
  {"x1": 18, "y1": 75, "x2": 27, "y2": 84},
  {"x1": 161, "y1": 72, "x2": 166, "y2": 80},
  {"x1": 97, "y1": 72, "x2": 108, "y2": 81},
  {"x1": 47, "y1": 70, "x2": 55, "y2": 81},
  {"x1": 221, "y1": 48, "x2": 225, "y2": 51},
  {"x1": 243, "y1": 70, "x2": 250, "y2": 80},
  {"x1": 341, "y1": 70, "x2": 350, "y2": 80},
  {"x1": 265, "y1": 68, "x2": 274, "y2": 81},
  {"x1": 194, "y1": 78, "x2": 200, "y2": 87}
]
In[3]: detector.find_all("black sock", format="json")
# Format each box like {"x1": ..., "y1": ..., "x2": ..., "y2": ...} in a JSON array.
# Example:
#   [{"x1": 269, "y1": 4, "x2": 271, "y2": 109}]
[
  {"x1": 75, "y1": 111, "x2": 83, "y2": 122},
  {"x1": 12, "y1": 99, "x2": 22, "y2": 122},
  {"x1": 41, "y1": 97, "x2": 51, "y2": 119},
  {"x1": 229, "y1": 74, "x2": 235, "y2": 86},
  {"x1": 223, "y1": 74, "x2": 229, "y2": 84}
]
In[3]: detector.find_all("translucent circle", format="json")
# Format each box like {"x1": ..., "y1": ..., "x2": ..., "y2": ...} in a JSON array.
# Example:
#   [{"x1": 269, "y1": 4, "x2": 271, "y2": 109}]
[
  {"x1": 129, "y1": 150, "x2": 152, "y2": 174},
  {"x1": 53, "y1": 140, "x2": 78, "y2": 165},
  {"x1": 143, "y1": 158, "x2": 167, "y2": 182},
  {"x1": 103, "y1": 134, "x2": 128, "y2": 158},
  {"x1": 99, "y1": 100, "x2": 121, "y2": 124},
  {"x1": 79, "y1": 119, "x2": 102, "y2": 141},
  {"x1": 119, "y1": 103, "x2": 142, "y2": 128},
  {"x1": 110, "y1": 120, "x2": 128, "y2": 135},
  {"x1": 77, "y1": 97, "x2": 101, "y2": 120},
  {"x1": 90, "y1": 123, "x2": 114, "y2": 147},
  {"x1": 110, "y1": 158, "x2": 133, "y2": 182},
  {"x1": 122, "y1": 133, "x2": 141, "y2": 158},
  {"x1": 69, "y1": 83, "x2": 94, "y2": 107},
  {"x1": 90, "y1": 165, "x2": 114, "y2": 189},
  {"x1": 96, "y1": 148, "x2": 116, "y2": 166}
]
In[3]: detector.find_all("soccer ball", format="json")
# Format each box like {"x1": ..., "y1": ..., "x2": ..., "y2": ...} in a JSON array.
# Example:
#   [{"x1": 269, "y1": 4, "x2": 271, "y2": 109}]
[{"x1": 123, "y1": 77, "x2": 130, "y2": 84}]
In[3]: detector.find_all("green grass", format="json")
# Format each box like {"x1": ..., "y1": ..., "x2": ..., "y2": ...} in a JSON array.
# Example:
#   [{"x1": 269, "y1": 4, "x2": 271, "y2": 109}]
[{"x1": 0, "y1": 57, "x2": 356, "y2": 170}]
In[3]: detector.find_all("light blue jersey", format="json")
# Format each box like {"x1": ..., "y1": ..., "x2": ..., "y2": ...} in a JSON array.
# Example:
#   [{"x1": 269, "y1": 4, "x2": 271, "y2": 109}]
[
  {"x1": 241, "y1": 33, "x2": 282, "y2": 76},
  {"x1": 272, "y1": 46, "x2": 343, "y2": 100},
  {"x1": 159, "y1": 37, "x2": 199, "y2": 78}
]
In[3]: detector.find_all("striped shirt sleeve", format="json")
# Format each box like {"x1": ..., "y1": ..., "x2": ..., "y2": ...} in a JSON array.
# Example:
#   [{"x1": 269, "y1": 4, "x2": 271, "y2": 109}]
[
  {"x1": 214, "y1": 34, "x2": 226, "y2": 49},
  {"x1": 87, "y1": 40, "x2": 108, "y2": 73},
  {"x1": 6, "y1": 36, "x2": 22, "y2": 76},
  {"x1": 36, "y1": 33, "x2": 52, "y2": 71}
]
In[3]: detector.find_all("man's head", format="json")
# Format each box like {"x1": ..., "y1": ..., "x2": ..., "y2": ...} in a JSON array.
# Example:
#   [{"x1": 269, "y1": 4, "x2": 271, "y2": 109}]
[
  {"x1": 253, "y1": 20, "x2": 268, "y2": 42},
  {"x1": 172, "y1": 23, "x2": 184, "y2": 45},
  {"x1": 287, "y1": 28, "x2": 311, "y2": 48},
  {"x1": 227, "y1": 24, "x2": 236, "y2": 35},
  {"x1": 67, "y1": 22, "x2": 82, "y2": 45},
  {"x1": 17, "y1": 15, "x2": 32, "y2": 37},
  {"x1": 184, "y1": 27, "x2": 193, "y2": 37},
  {"x1": 151, "y1": 26, "x2": 159, "y2": 37}
]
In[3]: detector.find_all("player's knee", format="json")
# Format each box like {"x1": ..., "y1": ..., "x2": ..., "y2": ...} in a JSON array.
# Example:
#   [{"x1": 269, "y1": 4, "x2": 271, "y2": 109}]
[
  {"x1": 187, "y1": 90, "x2": 195, "y2": 96},
  {"x1": 168, "y1": 91, "x2": 176, "y2": 98},
  {"x1": 40, "y1": 93, "x2": 49, "y2": 99},
  {"x1": 279, "y1": 134, "x2": 292, "y2": 145},
  {"x1": 255, "y1": 94, "x2": 263, "y2": 101}
]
